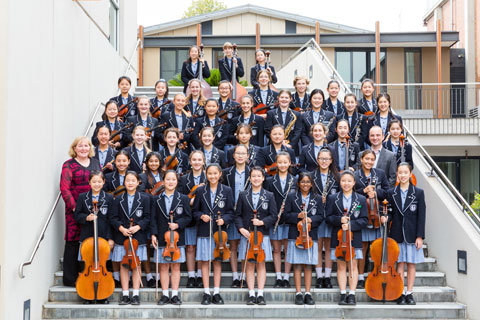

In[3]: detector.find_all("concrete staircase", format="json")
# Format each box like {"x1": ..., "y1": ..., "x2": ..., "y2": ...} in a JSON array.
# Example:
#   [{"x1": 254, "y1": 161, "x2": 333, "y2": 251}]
[{"x1": 42, "y1": 245, "x2": 467, "y2": 319}]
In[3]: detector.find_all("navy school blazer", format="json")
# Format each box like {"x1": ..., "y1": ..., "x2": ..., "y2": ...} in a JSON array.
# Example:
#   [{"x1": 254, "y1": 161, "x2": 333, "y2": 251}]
[
  {"x1": 74, "y1": 190, "x2": 115, "y2": 242},
  {"x1": 311, "y1": 169, "x2": 339, "y2": 206},
  {"x1": 327, "y1": 140, "x2": 361, "y2": 172},
  {"x1": 234, "y1": 188, "x2": 277, "y2": 235},
  {"x1": 91, "y1": 119, "x2": 123, "y2": 147},
  {"x1": 192, "y1": 116, "x2": 229, "y2": 150},
  {"x1": 383, "y1": 138, "x2": 414, "y2": 169},
  {"x1": 298, "y1": 142, "x2": 328, "y2": 172},
  {"x1": 326, "y1": 191, "x2": 368, "y2": 249},
  {"x1": 301, "y1": 108, "x2": 336, "y2": 145},
  {"x1": 265, "y1": 108, "x2": 303, "y2": 149},
  {"x1": 264, "y1": 173, "x2": 297, "y2": 225},
  {"x1": 110, "y1": 94, "x2": 137, "y2": 118},
  {"x1": 228, "y1": 114, "x2": 265, "y2": 147},
  {"x1": 250, "y1": 64, "x2": 277, "y2": 89},
  {"x1": 354, "y1": 168, "x2": 390, "y2": 201},
  {"x1": 104, "y1": 170, "x2": 146, "y2": 194},
  {"x1": 226, "y1": 144, "x2": 261, "y2": 168},
  {"x1": 149, "y1": 191, "x2": 192, "y2": 247},
  {"x1": 284, "y1": 191, "x2": 324, "y2": 241},
  {"x1": 110, "y1": 191, "x2": 151, "y2": 245},
  {"x1": 219, "y1": 57, "x2": 244, "y2": 82},
  {"x1": 181, "y1": 60, "x2": 211, "y2": 93}
]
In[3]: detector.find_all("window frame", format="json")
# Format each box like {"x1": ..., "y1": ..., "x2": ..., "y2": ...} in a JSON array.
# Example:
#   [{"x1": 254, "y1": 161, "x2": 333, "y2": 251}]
[
  {"x1": 109, "y1": 0, "x2": 120, "y2": 51},
  {"x1": 334, "y1": 47, "x2": 387, "y2": 85}
]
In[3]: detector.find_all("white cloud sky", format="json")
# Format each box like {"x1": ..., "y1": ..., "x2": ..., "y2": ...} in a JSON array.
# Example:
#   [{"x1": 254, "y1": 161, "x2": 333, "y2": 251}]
[{"x1": 138, "y1": 0, "x2": 435, "y2": 32}]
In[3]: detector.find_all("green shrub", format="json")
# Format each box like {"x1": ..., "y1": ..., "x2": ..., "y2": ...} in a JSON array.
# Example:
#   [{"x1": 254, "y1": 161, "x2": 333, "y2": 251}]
[
  {"x1": 166, "y1": 69, "x2": 248, "y2": 87},
  {"x1": 168, "y1": 73, "x2": 184, "y2": 87},
  {"x1": 205, "y1": 68, "x2": 221, "y2": 86},
  {"x1": 472, "y1": 192, "x2": 480, "y2": 215}
]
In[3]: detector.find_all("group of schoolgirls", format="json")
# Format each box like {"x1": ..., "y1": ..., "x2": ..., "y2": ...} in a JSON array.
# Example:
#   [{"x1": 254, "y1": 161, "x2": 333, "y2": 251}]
[{"x1": 76, "y1": 49, "x2": 425, "y2": 307}]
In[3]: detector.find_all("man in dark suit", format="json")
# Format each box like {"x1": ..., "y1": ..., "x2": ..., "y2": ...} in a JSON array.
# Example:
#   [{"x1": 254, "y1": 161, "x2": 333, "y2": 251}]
[{"x1": 369, "y1": 126, "x2": 397, "y2": 187}]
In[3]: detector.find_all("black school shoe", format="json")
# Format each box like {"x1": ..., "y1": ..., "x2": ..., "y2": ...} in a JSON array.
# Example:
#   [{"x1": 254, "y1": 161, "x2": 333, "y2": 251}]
[
  {"x1": 396, "y1": 294, "x2": 406, "y2": 305},
  {"x1": 212, "y1": 293, "x2": 224, "y2": 304},
  {"x1": 304, "y1": 293, "x2": 315, "y2": 305},
  {"x1": 186, "y1": 277, "x2": 196, "y2": 288},
  {"x1": 357, "y1": 279, "x2": 365, "y2": 289},
  {"x1": 195, "y1": 277, "x2": 204, "y2": 288},
  {"x1": 346, "y1": 294, "x2": 356, "y2": 305},
  {"x1": 157, "y1": 295, "x2": 170, "y2": 305},
  {"x1": 170, "y1": 295, "x2": 182, "y2": 305},
  {"x1": 131, "y1": 295, "x2": 140, "y2": 305},
  {"x1": 274, "y1": 279, "x2": 283, "y2": 288},
  {"x1": 231, "y1": 279, "x2": 241, "y2": 288},
  {"x1": 114, "y1": 280, "x2": 121, "y2": 288},
  {"x1": 322, "y1": 277, "x2": 333, "y2": 288},
  {"x1": 256, "y1": 295, "x2": 266, "y2": 305},
  {"x1": 315, "y1": 277, "x2": 323, "y2": 288},
  {"x1": 201, "y1": 293, "x2": 212, "y2": 305},
  {"x1": 405, "y1": 293, "x2": 416, "y2": 305},
  {"x1": 119, "y1": 295, "x2": 130, "y2": 305},
  {"x1": 295, "y1": 293, "x2": 304, "y2": 305},
  {"x1": 147, "y1": 278, "x2": 156, "y2": 288},
  {"x1": 247, "y1": 295, "x2": 256, "y2": 305},
  {"x1": 282, "y1": 279, "x2": 291, "y2": 288},
  {"x1": 338, "y1": 294, "x2": 348, "y2": 305}
]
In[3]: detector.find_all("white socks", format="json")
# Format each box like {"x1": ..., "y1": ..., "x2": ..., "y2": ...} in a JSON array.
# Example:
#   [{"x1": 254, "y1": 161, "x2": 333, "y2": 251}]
[
  {"x1": 197, "y1": 269, "x2": 202, "y2": 277},
  {"x1": 162, "y1": 289, "x2": 169, "y2": 296},
  {"x1": 146, "y1": 273, "x2": 153, "y2": 281},
  {"x1": 113, "y1": 272, "x2": 120, "y2": 281},
  {"x1": 132, "y1": 289, "x2": 139, "y2": 296},
  {"x1": 249, "y1": 290, "x2": 255, "y2": 297},
  {"x1": 122, "y1": 290, "x2": 129, "y2": 296},
  {"x1": 283, "y1": 273, "x2": 290, "y2": 281},
  {"x1": 233, "y1": 272, "x2": 239, "y2": 280},
  {"x1": 324, "y1": 267, "x2": 332, "y2": 278},
  {"x1": 315, "y1": 267, "x2": 324, "y2": 279},
  {"x1": 358, "y1": 274, "x2": 365, "y2": 281},
  {"x1": 213, "y1": 287, "x2": 220, "y2": 295},
  {"x1": 276, "y1": 272, "x2": 282, "y2": 280},
  {"x1": 188, "y1": 271, "x2": 195, "y2": 278}
]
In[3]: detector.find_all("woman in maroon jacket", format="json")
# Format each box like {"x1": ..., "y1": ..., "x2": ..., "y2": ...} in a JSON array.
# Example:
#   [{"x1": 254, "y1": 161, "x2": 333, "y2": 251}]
[{"x1": 60, "y1": 136, "x2": 101, "y2": 287}]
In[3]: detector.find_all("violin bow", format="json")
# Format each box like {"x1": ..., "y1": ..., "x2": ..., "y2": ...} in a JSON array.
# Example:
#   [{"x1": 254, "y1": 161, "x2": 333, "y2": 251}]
[
  {"x1": 155, "y1": 242, "x2": 159, "y2": 300},
  {"x1": 348, "y1": 216, "x2": 354, "y2": 279},
  {"x1": 128, "y1": 235, "x2": 144, "y2": 288},
  {"x1": 240, "y1": 211, "x2": 253, "y2": 289}
]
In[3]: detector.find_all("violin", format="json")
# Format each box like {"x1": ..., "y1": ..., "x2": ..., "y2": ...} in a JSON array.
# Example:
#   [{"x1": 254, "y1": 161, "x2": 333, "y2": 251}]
[
  {"x1": 395, "y1": 135, "x2": 417, "y2": 186},
  {"x1": 365, "y1": 199, "x2": 403, "y2": 302},
  {"x1": 110, "y1": 185, "x2": 126, "y2": 198},
  {"x1": 121, "y1": 219, "x2": 141, "y2": 272},
  {"x1": 151, "y1": 100, "x2": 172, "y2": 119},
  {"x1": 148, "y1": 180, "x2": 164, "y2": 196},
  {"x1": 163, "y1": 142, "x2": 188, "y2": 172},
  {"x1": 109, "y1": 122, "x2": 134, "y2": 143},
  {"x1": 76, "y1": 201, "x2": 115, "y2": 302},
  {"x1": 246, "y1": 210, "x2": 265, "y2": 263},
  {"x1": 217, "y1": 104, "x2": 241, "y2": 120},
  {"x1": 364, "y1": 111, "x2": 375, "y2": 117},
  {"x1": 187, "y1": 185, "x2": 199, "y2": 199},
  {"x1": 335, "y1": 208, "x2": 355, "y2": 263},
  {"x1": 162, "y1": 210, "x2": 181, "y2": 262},
  {"x1": 145, "y1": 122, "x2": 168, "y2": 138},
  {"x1": 264, "y1": 163, "x2": 300, "y2": 176},
  {"x1": 118, "y1": 97, "x2": 139, "y2": 120},
  {"x1": 230, "y1": 44, "x2": 248, "y2": 103},
  {"x1": 295, "y1": 204, "x2": 312, "y2": 249},
  {"x1": 213, "y1": 211, "x2": 231, "y2": 262},
  {"x1": 366, "y1": 177, "x2": 380, "y2": 229}
]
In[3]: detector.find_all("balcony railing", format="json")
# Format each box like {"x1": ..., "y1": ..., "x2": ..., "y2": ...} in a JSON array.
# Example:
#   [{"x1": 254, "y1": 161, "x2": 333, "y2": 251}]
[{"x1": 348, "y1": 82, "x2": 480, "y2": 119}]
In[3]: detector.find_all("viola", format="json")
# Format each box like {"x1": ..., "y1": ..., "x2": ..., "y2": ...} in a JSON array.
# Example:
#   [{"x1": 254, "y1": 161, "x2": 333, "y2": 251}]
[
  {"x1": 162, "y1": 211, "x2": 181, "y2": 262},
  {"x1": 335, "y1": 208, "x2": 355, "y2": 262},
  {"x1": 395, "y1": 135, "x2": 417, "y2": 186},
  {"x1": 295, "y1": 204, "x2": 312, "y2": 249},
  {"x1": 246, "y1": 210, "x2": 265, "y2": 263},
  {"x1": 76, "y1": 201, "x2": 115, "y2": 302},
  {"x1": 229, "y1": 43, "x2": 248, "y2": 103},
  {"x1": 118, "y1": 97, "x2": 139, "y2": 120},
  {"x1": 365, "y1": 199, "x2": 403, "y2": 302},
  {"x1": 109, "y1": 122, "x2": 134, "y2": 144},
  {"x1": 264, "y1": 163, "x2": 300, "y2": 176},
  {"x1": 213, "y1": 211, "x2": 231, "y2": 262},
  {"x1": 366, "y1": 176, "x2": 380, "y2": 229},
  {"x1": 151, "y1": 100, "x2": 172, "y2": 119},
  {"x1": 163, "y1": 142, "x2": 188, "y2": 172},
  {"x1": 121, "y1": 219, "x2": 141, "y2": 272}
]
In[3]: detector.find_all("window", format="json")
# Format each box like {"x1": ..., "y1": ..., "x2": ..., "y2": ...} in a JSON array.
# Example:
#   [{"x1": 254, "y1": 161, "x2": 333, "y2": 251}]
[
  {"x1": 109, "y1": 0, "x2": 119, "y2": 51},
  {"x1": 404, "y1": 48, "x2": 422, "y2": 109},
  {"x1": 160, "y1": 49, "x2": 189, "y2": 81},
  {"x1": 202, "y1": 21, "x2": 212, "y2": 35},
  {"x1": 335, "y1": 49, "x2": 386, "y2": 89},
  {"x1": 212, "y1": 48, "x2": 225, "y2": 69},
  {"x1": 285, "y1": 20, "x2": 297, "y2": 34}
]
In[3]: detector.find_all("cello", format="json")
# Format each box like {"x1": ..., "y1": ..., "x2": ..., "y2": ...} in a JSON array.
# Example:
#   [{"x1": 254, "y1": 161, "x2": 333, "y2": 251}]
[
  {"x1": 246, "y1": 210, "x2": 265, "y2": 263},
  {"x1": 366, "y1": 177, "x2": 380, "y2": 229},
  {"x1": 186, "y1": 43, "x2": 213, "y2": 99},
  {"x1": 230, "y1": 44, "x2": 248, "y2": 104},
  {"x1": 163, "y1": 211, "x2": 181, "y2": 262},
  {"x1": 76, "y1": 200, "x2": 115, "y2": 302},
  {"x1": 395, "y1": 135, "x2": 417, "y2": 186},
  {"x1": 121, "y1": 218, "x2": 143, "y2": 287},
  {"x1": 365, "y1": 199, "x2": 403, "y2": 302},
  {"x1": 213, "y1": 211, "x2": 231, "y2": 262}
]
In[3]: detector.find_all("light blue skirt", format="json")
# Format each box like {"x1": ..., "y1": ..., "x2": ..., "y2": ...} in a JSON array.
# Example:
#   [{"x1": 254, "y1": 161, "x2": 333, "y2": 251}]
[
  {"x1": 286, "y1": 240, "x2": 319, "y2": 265},
  {"x1": 112, "y1": 244, "x2": 148, "y2": 262},
  {"x1": 227, "y1": 223, "x2": 241, "y2": 241},
  {"x1": 269, "y1": 224, "x2": 289, "y2": 241},
  {"x1": 195, "y1": 237, "x2": 216, "y2": 262},
  {"x1": 361, "y1": 228, "x2": 382, "y2": 242},
  {"x1": 185, "y1": 227, "x2": 197, "y2": 246},
  {"x1": 238, "y1": 235, "x2": 273, "y2": 262},
  {"x1": 153, "y1": 246, "x2": 186, "y2": 264},
  {"x1": 77, "y1": 241, "x2": 112, "y2": 261},
  {"x1": 330, "y1": 247, "x2": 363, "y2": 262},
  {"x1": 398, "y1": 242, "x2": 425, "y2": 264},
  {"x1": 317, "y1": 221, "x2": 332, "y2": 239}
]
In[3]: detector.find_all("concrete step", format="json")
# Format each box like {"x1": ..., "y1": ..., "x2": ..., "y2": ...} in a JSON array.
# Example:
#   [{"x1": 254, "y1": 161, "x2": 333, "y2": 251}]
[
  {"x1": 42, "y1": 301, "x2": 467, "y2": 319},
  {"x1": 54, "y1": 269, "x2": 446, "y2": 288},
  {"x1": 48, "y1": 284, "x2": 452, "y2": 304}
]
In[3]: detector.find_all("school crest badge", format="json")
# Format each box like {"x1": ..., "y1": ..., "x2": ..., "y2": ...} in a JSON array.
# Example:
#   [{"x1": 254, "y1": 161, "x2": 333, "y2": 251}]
[
  {"x1": 217, "y1": 131, "x2": 222, "y2": 138},
  {"x1": 177, "y1": 207, "x2": 183, "y2": 214},
  {"x1": 410, "y1": 204, "x2": 417, "y2": 212},
  {"x1": 101, "y1": 207, "x2": 108, "y2": 215},
  {"x1": 311, "y1": 208, "x2": 317, "y2": 216},
  {"x1": 252, "y1": 129, "x2": 257, "y2": 136},
  {"x1": 262, "y1": 202, "x2": 268, "y2": 210},
  {"x1": 136, "y1": 210, "x2": 143, "y2": 217},
  {"x1": 218, "y1": 200, "x2": 225, "y2": 208}
]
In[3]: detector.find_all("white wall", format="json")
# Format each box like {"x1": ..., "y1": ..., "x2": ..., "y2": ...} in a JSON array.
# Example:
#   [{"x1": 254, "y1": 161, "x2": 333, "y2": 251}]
[
  {"x1": 413, "y1": 146, "x2": 480, "y2": 319},
  {"x1": 0, "y1": 1, "x2": 137, "y2": 319}
]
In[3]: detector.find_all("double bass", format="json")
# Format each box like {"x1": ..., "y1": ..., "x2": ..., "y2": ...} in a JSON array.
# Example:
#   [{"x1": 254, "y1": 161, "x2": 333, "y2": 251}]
[
  {"x1": 76, "y1": 201, "x2": 115, "y2": 302},
  {"x1": 265, "y1": 50, "x2": 277, "y2": 92},
  {"x1": 186, "y1": 43, "x2": 213, "y2": 99},
  {"x1": 230, "y1": 44, "x2": 248, "y2": 104},
  {"x1": 365, "y1": 200, "x2": 403, "y2": 302}
]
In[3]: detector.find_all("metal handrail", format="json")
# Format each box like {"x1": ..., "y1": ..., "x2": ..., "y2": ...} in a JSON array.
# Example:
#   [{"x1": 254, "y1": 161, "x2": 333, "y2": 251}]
[
  {"x1": 19, "y1": 37, "x2": 142, "y2": 278},
  {"x1": 346, "y1": 81, "x2": 480, "y2": 87}
]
